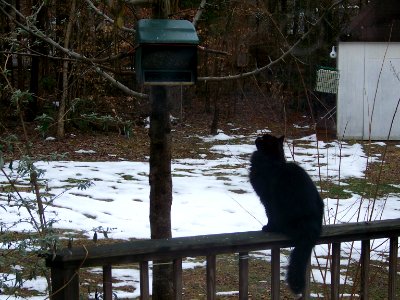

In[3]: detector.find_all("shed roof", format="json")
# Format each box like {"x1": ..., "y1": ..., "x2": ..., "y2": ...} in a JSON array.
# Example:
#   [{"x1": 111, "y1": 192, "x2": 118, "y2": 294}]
[
  {"x1": 341, "y1": 0, "x2": 400, "y2": 42},
  {"x1": 136, "y1": 19, "x2": 199, "y2": 45}
]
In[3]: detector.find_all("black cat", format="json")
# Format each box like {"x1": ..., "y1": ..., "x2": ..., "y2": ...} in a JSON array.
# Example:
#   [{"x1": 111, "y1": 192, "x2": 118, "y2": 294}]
[{"x1": 249, "y1": 134, "x2": 324, "y2": 295}]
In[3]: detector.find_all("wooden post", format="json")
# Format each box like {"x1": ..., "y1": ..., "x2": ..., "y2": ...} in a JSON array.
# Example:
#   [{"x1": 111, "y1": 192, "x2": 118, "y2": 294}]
[
  {"x1": 103, "y1": 265, "x2": 112, "y2": 300},
  {"x1": 50, "y1": 266, "x2": 79, "y2": 300},
  {"x1": 331, "y1": 243, "x2": 341, "y2": 300},
  {"x1": 360, "y1": 240, "x2": 370, "y2": 300},
  {"x1": 207, "y1": 255, "x2": 217, "y2": 300},
  {"x1": 388, "y1": 236, "x2": 398, "y2": 300},
  {"x1": 239, "y1": 252, "x2": 249, "y2": 300},
  {"x1": 302, "y1": 257, "x2": 311, "y2": 299},
  {"x1": 271, "y1": 247, "x2": 280, "y2": 300},
  {"x1": 149, "y1": 85, "x2": 174, "y2": 299},
  {"x1": 173, "y1": 258, "x2": 183, "y2": 300},
  {"x1": 149, "y1": 85, "x2": 172, "y2": 240},
  {"x1": 140, "y1": 261, "x2": 150, "y2": 300}
]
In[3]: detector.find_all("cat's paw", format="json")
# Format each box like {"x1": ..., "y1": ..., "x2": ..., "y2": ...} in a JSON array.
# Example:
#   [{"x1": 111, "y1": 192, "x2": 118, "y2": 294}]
[
  {"x1": 262, "y1": 223, "x2": 278, "y2": 233},
  {"x1": 262, "y1": 225, "x2": 272, "y2": 232}
]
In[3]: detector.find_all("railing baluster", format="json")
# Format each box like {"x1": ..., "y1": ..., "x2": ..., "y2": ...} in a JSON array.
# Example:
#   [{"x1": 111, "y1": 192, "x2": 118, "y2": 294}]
[
  {"x1": 302, "y1": 257, "x2": 311, "y2": 300},
  {"x1": 173, "y1": 258, "x2": 183, "y2": 300},
  {"x1": 271, "y1": 247, "x2": 280, "y2": 300},
  {"x1": 239, "y1": 252, "x2": 249, "y2": 300},
  {"x1": 331, "y1": 242, "x2": 341, "y2": 300},
  {"x1": 388, "y1": 236, "x2": 398, "y2": 300},
  {"x1": 207, "y1": 254, "x2": 216, "y2": 300},
  {"x1": 103, "y1": 265, "x2": 112, "y2": 300},
  {"x1": 140, "y1": 261, "x2": 150, "y2": 300},
  {"x1": 360, "y1": 239, "x2": 370, "y2": 300}
]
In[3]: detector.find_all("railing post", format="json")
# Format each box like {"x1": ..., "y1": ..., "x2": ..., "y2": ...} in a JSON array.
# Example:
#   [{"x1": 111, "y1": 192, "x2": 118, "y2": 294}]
[
  {"x1": 331, "y1": 242, "x2": 341, "y2": 300},
  {"x1": 207, "y1": 255, "x2": 216, "y2": 300},
  {"x1": 103, "y1": 265, "x2": 112, "y2": 300},
  {"x1": 271, "y1": 247, "x2": 280, "y2": 300},
  {"x1": 360, "y1": 240, "x2": 370, "y2": 300},
  {"x1": 239, "y1": 252, "x2": 249, "y2": 300},
  {"x1": 388, "y1": 236, "x2": 398, "y2": 300},
  {"x1": 49, "y1": 266, "x2": 79, "y2": 300},
  {"x1": 173, "y1": 258, "x2": 183, "y2": 300},
  {"x1": 140, "y1": 261, "x2": 150, "y2": 300}
]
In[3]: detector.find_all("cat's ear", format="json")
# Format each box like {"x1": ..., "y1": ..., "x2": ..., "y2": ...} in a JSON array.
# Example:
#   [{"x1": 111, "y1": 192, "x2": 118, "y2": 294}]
[{"x1": 278, "y1": 135, "x2": 285, "y2": 144}]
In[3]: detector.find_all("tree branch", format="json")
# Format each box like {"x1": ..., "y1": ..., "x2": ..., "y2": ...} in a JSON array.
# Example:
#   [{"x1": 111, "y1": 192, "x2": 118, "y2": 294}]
[
  {"x1": 93, "y1": 64, "x2": 147, "y2": 98},
  {"x1": 123, "y1": 0, "x2": 156, "y2": 4},
  {"x1": 198, "y1": 45, "x2": 230, "y2": 56},
  {"x1": 84, "y1": 0, "x2": 136, "y2": 33},
  {"x1": 198, "y1": 0, "x2": 345, "y2": 82},
  {"x1": 0, "y1": 50, "x2": 134, "y2": 64},
  {"x1": 0, "y1": 0, "x2": 147, "y2": 99},
  {"x1": 192, "y1": 0, "x2": 207, "y2": 27}
]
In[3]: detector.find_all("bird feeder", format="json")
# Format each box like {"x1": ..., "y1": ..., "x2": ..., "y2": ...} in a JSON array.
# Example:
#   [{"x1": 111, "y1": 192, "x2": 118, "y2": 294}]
[
  {"x1": 315, "y1": 66, "x2": 340, "y2": 94},
  {"x1": 135, "y1": 19, "x2": 199, "y2": 85}
]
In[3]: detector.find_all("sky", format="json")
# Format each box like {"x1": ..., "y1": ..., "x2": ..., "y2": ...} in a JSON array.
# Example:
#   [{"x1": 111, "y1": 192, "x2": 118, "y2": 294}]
[{"x1": 0, "y1": 127, "x2": 399, "y2": 299}]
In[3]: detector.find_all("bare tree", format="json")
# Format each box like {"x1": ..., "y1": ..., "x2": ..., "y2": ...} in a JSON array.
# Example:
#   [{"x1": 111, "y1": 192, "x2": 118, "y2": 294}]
[{"x1": 57, "y1": 0, "x2": 76, "y2": 138}]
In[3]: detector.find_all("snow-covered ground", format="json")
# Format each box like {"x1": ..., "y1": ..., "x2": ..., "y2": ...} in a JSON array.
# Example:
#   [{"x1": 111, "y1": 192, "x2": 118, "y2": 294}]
[{"x1": 1, "y1": 129, "x2": 399, "y2": 299}]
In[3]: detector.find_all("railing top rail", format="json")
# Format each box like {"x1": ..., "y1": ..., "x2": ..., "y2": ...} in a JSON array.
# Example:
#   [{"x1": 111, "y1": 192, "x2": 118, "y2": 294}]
[{"x1": 46, "y1": 218, "x2": 400, "y2": 268}]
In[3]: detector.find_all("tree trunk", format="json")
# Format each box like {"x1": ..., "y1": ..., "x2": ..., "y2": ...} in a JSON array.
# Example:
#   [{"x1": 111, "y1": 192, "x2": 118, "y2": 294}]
[
  {"x1": 57, "y1": 0, "x2": 76, "y2": 138},
  {"x1": 149, "y1": 86, "x2": 173, "y2": 299},
  {"x1": 28, "y1": 0, "x2": 48, "y2": 122},
  {"x1": 152, "y1": 0, "x2": 174, "y2": 18}
]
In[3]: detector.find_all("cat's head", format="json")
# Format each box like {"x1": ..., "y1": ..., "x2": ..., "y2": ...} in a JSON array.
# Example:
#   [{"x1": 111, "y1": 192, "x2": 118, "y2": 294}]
[{"x1": 255, "y1": 134, "x2": 286, "y2": 161}]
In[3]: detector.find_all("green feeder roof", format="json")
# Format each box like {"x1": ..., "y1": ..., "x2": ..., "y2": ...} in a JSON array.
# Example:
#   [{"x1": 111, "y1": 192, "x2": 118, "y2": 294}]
[{"x1": 136, "y1": 19, "x2": 199, "y2": 45}]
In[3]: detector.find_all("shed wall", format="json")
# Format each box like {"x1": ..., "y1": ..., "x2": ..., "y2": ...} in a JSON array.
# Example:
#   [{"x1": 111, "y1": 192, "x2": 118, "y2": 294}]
[{"x1": 337, "y1": 42, "x2": 400, "y2": 140}]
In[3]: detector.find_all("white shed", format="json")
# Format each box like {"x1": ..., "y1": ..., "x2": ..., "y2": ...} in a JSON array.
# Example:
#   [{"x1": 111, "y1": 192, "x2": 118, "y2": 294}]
[{"x1": 337, "y1": 0, "x2": 400, "y2": 140}]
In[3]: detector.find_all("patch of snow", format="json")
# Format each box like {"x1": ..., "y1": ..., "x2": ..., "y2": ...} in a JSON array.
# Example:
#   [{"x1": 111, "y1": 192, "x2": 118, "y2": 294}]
[
  {"x1": 75, "y1": 149, "x2": 96, "y2": 154},
  {"x1": 216, "y1": 291, "x2": 239, "y2": 296}
]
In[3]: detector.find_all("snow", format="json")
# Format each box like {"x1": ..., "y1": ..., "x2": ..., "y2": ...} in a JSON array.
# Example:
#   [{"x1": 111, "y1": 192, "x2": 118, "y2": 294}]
[
  {"x1": 0, "y1": 130, "x2": 398, "y2": 299},
  {"x1": 74, "y1": 149, "x2": 97, "y2": 154}
]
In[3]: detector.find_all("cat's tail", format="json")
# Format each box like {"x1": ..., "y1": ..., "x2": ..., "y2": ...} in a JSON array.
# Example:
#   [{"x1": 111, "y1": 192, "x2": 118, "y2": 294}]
[{"x1": 286, "y1": 237, "x2": 316, "y2": 295}]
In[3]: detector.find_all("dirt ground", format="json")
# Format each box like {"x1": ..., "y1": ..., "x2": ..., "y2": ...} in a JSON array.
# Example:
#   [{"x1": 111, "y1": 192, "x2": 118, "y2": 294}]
[
  {"x1": 1, "y1": 98, "x2": 320, "y2": 162},
  {"x1": 1, "y1": 97, "x2": 398, "y2": 185}
]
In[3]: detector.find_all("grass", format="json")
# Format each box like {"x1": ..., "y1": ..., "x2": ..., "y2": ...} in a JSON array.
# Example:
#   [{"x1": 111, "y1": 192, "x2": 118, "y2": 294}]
[{"x1": 320, "y1": 178, "x2": 400, "y2": 200}]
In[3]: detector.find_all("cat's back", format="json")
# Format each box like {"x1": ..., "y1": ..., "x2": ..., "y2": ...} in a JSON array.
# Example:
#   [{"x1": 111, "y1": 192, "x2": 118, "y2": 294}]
[
  {"x1": 279, "y1": 161, "x2": 323, "y2": 214},
  {"x1": 277, "y1": 161, "x2": 318, "y2": 192},
  {"x1": 281, "y1": 160, "x2": 312, "y2": 178}
]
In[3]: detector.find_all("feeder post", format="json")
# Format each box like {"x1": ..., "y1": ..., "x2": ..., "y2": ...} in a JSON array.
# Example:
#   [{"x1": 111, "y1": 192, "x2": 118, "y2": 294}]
[{"x1": 149, "y1": 85, "x2": 174, "y2": 299}]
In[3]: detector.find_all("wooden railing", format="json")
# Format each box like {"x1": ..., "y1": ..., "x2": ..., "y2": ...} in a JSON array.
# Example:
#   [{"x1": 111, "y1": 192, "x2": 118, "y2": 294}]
[{"x1": 46, "y1": 219, "x2": 400, "y2": 300}]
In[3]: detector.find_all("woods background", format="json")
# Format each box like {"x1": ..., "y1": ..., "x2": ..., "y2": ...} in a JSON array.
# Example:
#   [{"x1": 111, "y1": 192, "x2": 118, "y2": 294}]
[{"x1": 0, "y1": 0, "x2": 369, "y2": 139}]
